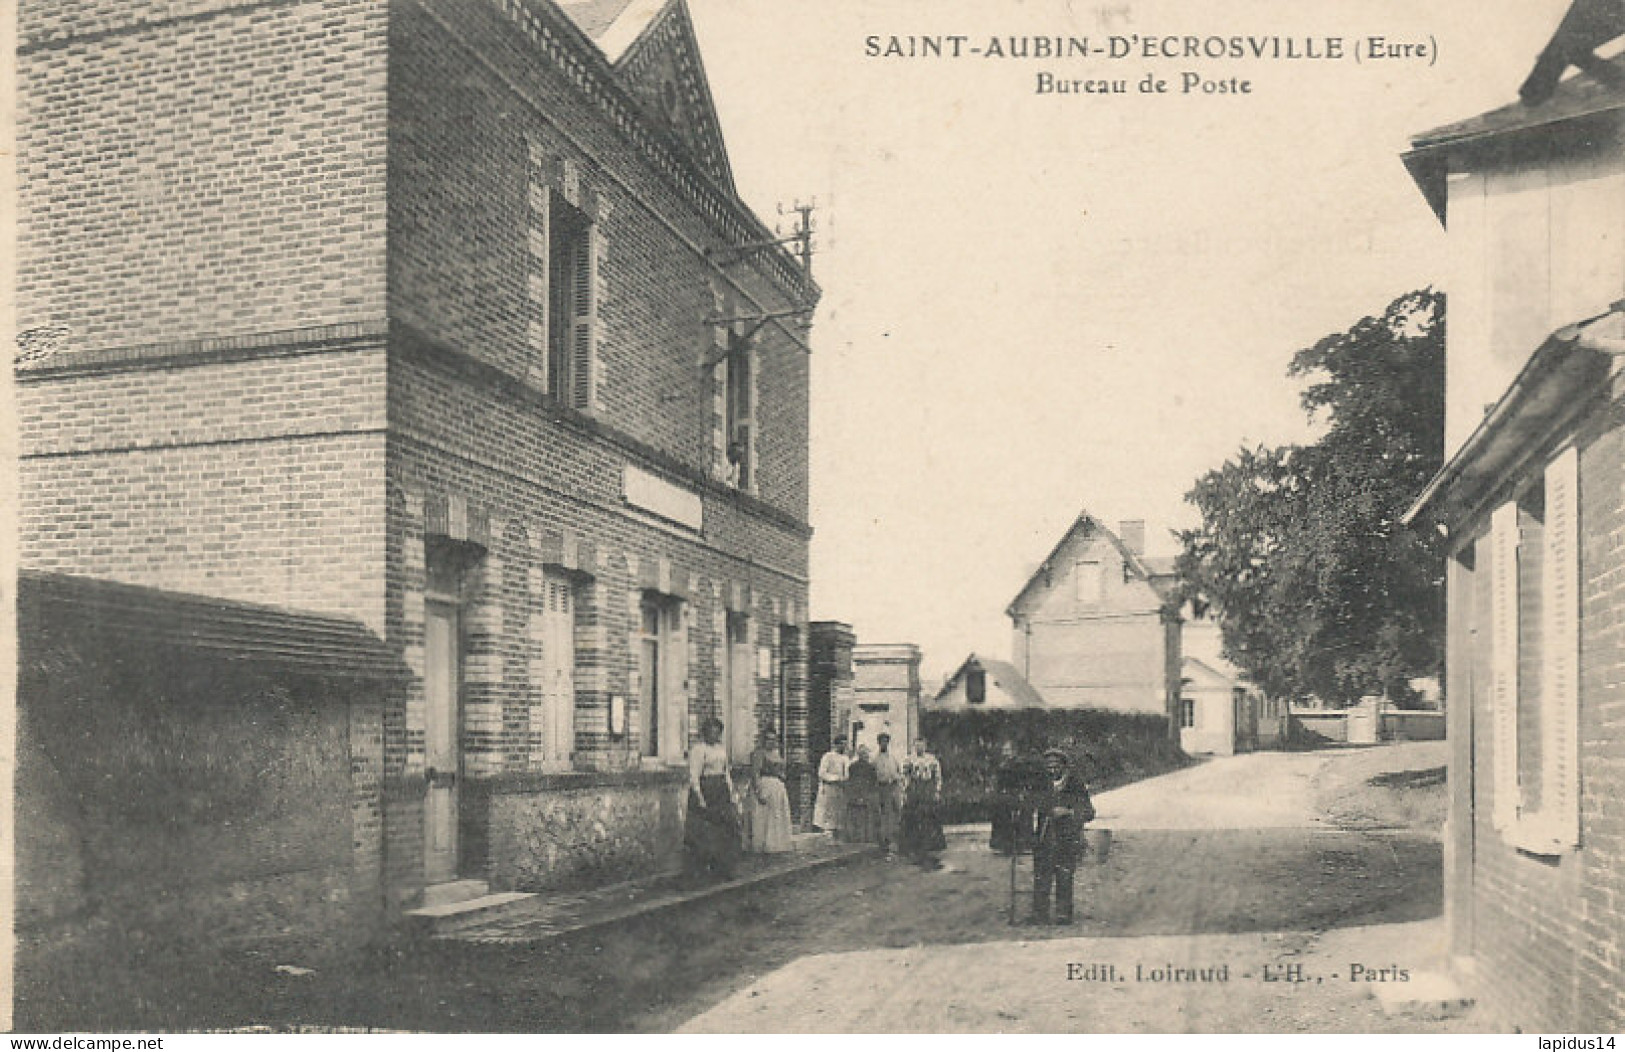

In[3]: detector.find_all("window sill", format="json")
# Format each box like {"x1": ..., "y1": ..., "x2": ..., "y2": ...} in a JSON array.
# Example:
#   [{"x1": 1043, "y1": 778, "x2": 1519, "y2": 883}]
[
  {"x1": 1509, "y1": 815, "x2": 1573, "y2": 859},
  {"x1": 468, "y1": 767, "x2": 689, "y2": 795}
]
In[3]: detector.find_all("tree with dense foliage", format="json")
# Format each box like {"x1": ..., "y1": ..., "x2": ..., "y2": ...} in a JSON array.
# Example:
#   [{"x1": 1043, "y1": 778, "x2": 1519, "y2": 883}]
[{"x1": 1176, "y1": 289, "x2": 1446, "y2": 707}]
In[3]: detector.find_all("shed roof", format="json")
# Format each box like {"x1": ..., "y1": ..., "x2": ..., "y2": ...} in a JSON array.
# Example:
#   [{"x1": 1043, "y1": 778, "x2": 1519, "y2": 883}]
[
  {"x1": 1405, "y1": 310, "x2": 1622, "y2": 532},
  {"x1": 18, "y1": 571, "x2": 407, "y2": 683},
  {"x1": 933, "y1": 654, "x2": 1050, "y2": 709},
  {"x1": 1405, "y1": 2, "x2": 1625, "y2": 222}
]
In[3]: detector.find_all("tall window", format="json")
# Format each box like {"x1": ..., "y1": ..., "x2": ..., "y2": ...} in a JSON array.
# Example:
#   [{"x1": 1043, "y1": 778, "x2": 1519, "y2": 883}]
[
  {"x1": 1180, "y1": 698, "x2": 1196, "y2": 729},
  {"x1": 721, "y1": 335, "x2": 754, "y2": 490},
  {"x1": 725, "y1": 612, "x2": 755, "y2": 760},
  {"x1": 547, "y1": 194, "x2": 596, "y2": 411},
  {"x1": 776, "y1": 625, "x2": 797, "y2": 749},
  {"x1": 1489, "y1": 445, "x2": 1579, "y2": 853},
  {"x1": 638, "y1": 593, "x2": 687, "y2": 762}
]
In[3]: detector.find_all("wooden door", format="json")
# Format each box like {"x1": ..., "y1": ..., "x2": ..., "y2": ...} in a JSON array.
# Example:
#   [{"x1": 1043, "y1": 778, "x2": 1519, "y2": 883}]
[
  {"x1": 424, "y1": 600, "x2": 461, "y2": 884},
  {"x1": 542, "y1": 574, "x2": 575, "y2": 764}
]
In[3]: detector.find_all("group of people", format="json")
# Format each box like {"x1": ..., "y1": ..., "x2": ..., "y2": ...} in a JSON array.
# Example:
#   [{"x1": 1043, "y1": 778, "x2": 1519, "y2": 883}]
[
  {"x1": 812, "y1": 734, "x2": 947, "y2": 867},
  {"x1": 683, "y1": 721, "x2": 1095, "y2": 926},
  {"x1": 681, "y1": 716, "x2": 795, "y2": 883}
]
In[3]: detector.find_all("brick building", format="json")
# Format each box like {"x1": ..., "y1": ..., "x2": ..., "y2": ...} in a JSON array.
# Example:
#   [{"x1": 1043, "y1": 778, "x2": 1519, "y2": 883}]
[
  {"x1": 1403, "y1": 10, "x2": 1625, "y2": 1029},
  {"x1": 17, "y1": 0, "x2": 817, "y2": 924}
]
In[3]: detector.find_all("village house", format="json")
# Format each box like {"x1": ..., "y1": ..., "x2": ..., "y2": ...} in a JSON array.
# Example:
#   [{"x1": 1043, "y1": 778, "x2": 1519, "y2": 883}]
[
  {"x1": 1002, "y1": 511, "x2": 1268, "y2": 751},
  {"x1": 1007, "y1": 514, "x2": 1181, "y2": 727},
  {"x1": 15, "y1": 0, "x2": 817, "y2": 944},
  {"x1": 1176, "y1": 600, "x2": 1281, "y2": 755},
  {"x1": 1402, "y1": 5, "x2": 1625, "y2": 1028}
]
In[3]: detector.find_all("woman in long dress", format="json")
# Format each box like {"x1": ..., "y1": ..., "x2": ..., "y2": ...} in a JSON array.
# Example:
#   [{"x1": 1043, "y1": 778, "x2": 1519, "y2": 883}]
[
  {"x1": 742, "y1": 735, "x2": 794, "y2": 854},
  {"x1": 842, "y1": 744, "x2": 879, "y2": 844},
  {"x1": 813, "y1": 735, "x2": 849, "y2": 834},
  {"x1": 900, "y1": 738, "x2": 947, "y2": 868},
  {"x1": 684, "y1": 716, "x2": 741, "y2": 881}
]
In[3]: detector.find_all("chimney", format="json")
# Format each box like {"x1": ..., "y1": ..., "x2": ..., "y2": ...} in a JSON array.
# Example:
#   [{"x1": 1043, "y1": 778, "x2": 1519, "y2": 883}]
[{"x1": 1119, "y1": 519, "x2": 1146, "y2": 556}]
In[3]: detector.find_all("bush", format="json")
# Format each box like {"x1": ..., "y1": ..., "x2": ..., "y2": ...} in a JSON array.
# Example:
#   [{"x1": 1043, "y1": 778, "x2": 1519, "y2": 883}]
[{"x1": 920, "y1": 708, "x2": 1190, "y2": 825}]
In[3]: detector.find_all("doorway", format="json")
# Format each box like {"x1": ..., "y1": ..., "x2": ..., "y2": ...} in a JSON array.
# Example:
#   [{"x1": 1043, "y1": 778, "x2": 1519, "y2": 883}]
[{"x1": 423, "y1": 598, "x2": 461, "y2": 884}]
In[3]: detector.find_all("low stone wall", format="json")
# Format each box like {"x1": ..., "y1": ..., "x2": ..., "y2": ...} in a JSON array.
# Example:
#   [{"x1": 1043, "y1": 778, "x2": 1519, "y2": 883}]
[
  {"x1": 1383, "y1": 710, "x2": 1446, "y2": 741},
  {"x1": 1290, "y1": 708, "x2": 1446, "y2": 744},
  {"x1": 476, "y1": 771, "x2": 688, "y2": 892}
]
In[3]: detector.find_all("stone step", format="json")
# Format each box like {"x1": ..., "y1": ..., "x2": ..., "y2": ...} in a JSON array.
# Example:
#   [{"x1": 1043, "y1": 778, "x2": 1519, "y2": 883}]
[
  {"x1": 418, "y1": 879, "x2": 490, "y2": 908},
  {"x1": 405, "y1": 891, "x2": 538, "y2": 936},
  {"x1": 1370, "y1": 970, "x2": 1475, "y2": 1020}
]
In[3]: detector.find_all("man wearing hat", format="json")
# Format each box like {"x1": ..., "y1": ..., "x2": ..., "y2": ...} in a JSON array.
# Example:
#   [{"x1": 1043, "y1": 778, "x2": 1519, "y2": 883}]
[
  {"x1": 1030, "y1": 747, "x2": 1095, "y2": 925},
  {"x1": 872, "y1": 732, "x2": 905, "y2": 857}
]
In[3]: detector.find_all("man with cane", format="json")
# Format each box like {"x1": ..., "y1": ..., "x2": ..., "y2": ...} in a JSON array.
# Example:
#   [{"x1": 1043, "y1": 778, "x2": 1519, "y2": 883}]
[{"x1": 1029, "y1": 747, "x2": 1095, "y2": 925}]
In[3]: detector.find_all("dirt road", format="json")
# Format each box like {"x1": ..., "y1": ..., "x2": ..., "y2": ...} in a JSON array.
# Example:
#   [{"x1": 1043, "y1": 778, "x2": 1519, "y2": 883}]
[
  {"x1": 676, "y1": 741, "x2": 1473, "y2": 1033},
  {"x1": 18, "y1": 742, "x2": 1470, "y2": 1033}
]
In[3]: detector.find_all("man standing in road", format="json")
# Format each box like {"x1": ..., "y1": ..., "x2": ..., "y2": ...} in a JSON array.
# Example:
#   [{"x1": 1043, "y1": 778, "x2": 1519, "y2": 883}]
[
  {"x1": 1030, "y1": 747, "x2": 1094, "y2": 925},
  {"x1": 872, "y1": 732, "x2": 905, "y2": 859}
]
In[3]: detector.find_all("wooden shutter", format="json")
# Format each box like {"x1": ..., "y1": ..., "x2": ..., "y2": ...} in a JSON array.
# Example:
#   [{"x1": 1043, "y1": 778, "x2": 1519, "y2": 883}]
[
  {"x1": 542, "y1": 572, "x2": 575, "y2": 764},
  {"x1": 1490, "y1": 500, "x2": 1522, "y2": 832},
  {"x1": 1540, "y1": 447, "x2": 1580, "y2": 849},
  {"x1": 526, "y1": 188, "x2": 550, "y2": 389},
  {"x1": 662, "y1": 601, "x2": 689, "y2": 761},
  {"x1": 568, "y1": 227, "x2": 599, "y2": 412}
]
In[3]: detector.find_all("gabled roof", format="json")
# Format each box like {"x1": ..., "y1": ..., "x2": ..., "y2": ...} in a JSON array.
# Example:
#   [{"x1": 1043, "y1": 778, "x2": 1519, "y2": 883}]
[
  {"x1": 558, "y1": 0, "x2": 736, "y2": 193},
  {"x1": 933, "y1": 654, "x2": 1049, "y2": 709},
  {"x1": 18, "y1": 571, "x2": 408, "y2": 683},
  {"x1": 1006, "y1": 510, "x2": 1157, "y2": 618}
]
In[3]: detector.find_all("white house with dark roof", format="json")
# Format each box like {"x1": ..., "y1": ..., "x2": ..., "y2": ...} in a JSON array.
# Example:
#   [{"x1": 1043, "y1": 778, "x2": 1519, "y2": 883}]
[{"x1": 1402, "y1": 0, "x2": 1625, "y2": 1028}]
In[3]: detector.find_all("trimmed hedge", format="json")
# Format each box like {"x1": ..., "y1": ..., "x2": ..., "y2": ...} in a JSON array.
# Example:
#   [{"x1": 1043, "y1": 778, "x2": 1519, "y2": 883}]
[{"x1": 919, "y1": 708, "x2": 1190, "y2": 825}]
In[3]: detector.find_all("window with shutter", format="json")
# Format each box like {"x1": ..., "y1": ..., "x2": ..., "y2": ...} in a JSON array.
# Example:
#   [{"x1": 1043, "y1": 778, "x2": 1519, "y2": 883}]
[
  {"x1": 1490, "y1": 500, "x2": 1521, "y2": 832},
  {"x1": 547, "y1": 195, "x2": 596, "y2": 411},
  {"x1": 722, "y1": 334, "x2": 754, "y2": 491},
  {"x1": 661, "y1": 600, "x2": 688, "y2": 762},
  {"x1": 1488, "y1": 446, "x2": 1584, "y2": 854},
  {"x1": 1537, "y1": 446, "x2": 1580, "y2": 850}
]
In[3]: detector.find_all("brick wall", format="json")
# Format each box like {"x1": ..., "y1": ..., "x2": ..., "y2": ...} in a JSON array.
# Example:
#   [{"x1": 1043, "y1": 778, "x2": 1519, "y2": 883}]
[
  {"x1": 17, "y1": 0, "x2": 388, "y2": 357},
  {"x1": 387, "y1": 0, "x2": 811, "y2": 522},
  {"x1": 1448, "y1": 396, "x2": 1625, "y2": 1030},
  {"x1": 18, "y1": 342, "x2": 390, "y2": 630}
]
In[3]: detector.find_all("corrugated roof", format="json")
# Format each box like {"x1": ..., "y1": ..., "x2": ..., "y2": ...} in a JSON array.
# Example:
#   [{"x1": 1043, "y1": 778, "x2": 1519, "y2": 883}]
[{"x1": 18, "y1": 571, "x2": 407, "y2": 682}]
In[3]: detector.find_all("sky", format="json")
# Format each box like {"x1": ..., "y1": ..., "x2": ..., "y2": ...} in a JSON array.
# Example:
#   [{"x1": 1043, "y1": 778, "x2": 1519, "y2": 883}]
[{"x1": 685, "y1": 0, "x2": 1572, "y2": 684}]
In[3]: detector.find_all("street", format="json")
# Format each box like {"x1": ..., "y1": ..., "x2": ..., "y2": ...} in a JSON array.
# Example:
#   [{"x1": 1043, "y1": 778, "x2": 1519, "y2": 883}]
[
  {"x1": 680, "y1": 741, "x2": 1467, "y2": 1032},
  {"x1": 19, "y1": 740, "x2": 1478, "y2": 1033}
]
